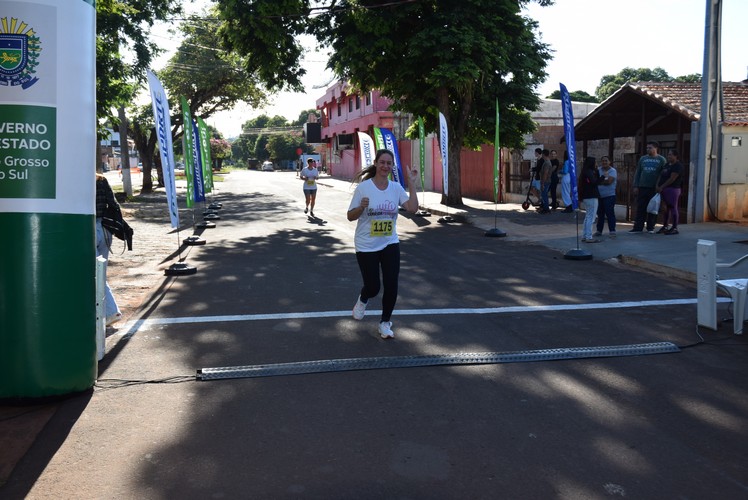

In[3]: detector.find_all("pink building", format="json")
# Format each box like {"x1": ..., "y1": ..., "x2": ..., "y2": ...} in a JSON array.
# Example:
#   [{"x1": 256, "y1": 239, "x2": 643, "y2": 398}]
[{"x1": 316, "y1": 81, "x2": 395, "y2": 179}]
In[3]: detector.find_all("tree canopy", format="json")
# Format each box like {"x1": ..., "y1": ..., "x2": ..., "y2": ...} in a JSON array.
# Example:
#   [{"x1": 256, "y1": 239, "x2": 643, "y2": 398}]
[
  {"x1": 595, "y1": 67, "x2": 701, "y2": 101},
  {"x1": 216, "y1": 0, "x2": 553, "y2": 205},
  {"x1": 158, "y1": 10, "x2": 270, "y2": 141},
  {"x1": 545, "y1": 89, "x2": 598, "y2": 103},
  {"x1": 96, "y1": 0, "x2": 182, "y2": 127}
]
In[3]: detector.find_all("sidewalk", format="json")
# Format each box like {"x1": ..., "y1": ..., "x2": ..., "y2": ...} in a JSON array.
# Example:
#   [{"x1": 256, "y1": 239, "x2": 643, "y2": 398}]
[{"x1": 319, "y1": 175, "x2": 748, "y2": 282}]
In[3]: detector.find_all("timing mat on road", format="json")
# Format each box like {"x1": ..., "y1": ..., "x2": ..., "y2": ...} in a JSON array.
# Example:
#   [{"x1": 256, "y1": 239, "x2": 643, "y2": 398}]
[{"x1": 197, "y1": 342, "x2": 682, "y2": 380}]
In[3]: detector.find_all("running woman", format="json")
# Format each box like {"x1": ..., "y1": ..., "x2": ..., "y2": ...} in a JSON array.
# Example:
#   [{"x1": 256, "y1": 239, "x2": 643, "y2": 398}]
[
  {"x1": 300, "y1": 158, "x2": 319, "y2": 217},
  {"x1": 347, "y1": 149, "x2": 419, "y2": 339}
]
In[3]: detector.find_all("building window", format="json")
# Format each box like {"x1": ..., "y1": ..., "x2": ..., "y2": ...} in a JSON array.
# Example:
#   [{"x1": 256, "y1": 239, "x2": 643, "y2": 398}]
[
  {"x1": 348, "y1": 98, "x2": 353, "y2": 112},
  {"x1": 337, "y1": 102, "x2": 341, "y2": 117},
  {"x1": 356, "y1": 95, "x2": 360, "y2": 110},
  {"x1": 366, "y1": 92, "x2": 372, "y2": 106}
]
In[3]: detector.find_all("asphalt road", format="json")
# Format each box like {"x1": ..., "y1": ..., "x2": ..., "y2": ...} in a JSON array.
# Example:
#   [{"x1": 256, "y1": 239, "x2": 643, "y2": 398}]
[{"x1": 4, "y1": 170, "x2": 748, "y2": 499}]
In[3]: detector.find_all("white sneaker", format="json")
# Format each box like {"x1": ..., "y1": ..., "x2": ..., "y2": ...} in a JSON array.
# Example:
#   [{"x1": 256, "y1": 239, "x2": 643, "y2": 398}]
[
  {"x1": 378, "y1": 321, "x2": 394, "y2": 339},
  {"x1": 352, "y1": 296, "x2": 367, "y2": 320},
  {"x1": 106, "y1": 312, "x2": 122, "y2": 326}
]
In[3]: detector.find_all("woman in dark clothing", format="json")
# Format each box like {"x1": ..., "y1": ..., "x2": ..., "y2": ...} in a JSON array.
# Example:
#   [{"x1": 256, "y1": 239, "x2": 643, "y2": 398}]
[
  {"x1": 549, "y1": 150, "x2": 560, "y2": 209},
  {"x1": 656, "y1": 149, "x2": 684, "y2": 235},
  {"x1": 579, "y1": 157, "x2": 601, "y2": 242},
  {"x1": 95, "y1": 173, "x2": 123, "y2": 325}
]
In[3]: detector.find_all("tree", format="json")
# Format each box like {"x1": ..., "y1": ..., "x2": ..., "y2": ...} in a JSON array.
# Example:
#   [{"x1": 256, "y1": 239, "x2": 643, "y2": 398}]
[
  {"x1": 157, "y1": 10, "x2": 270, "y2": 143},
  {"x1": 253, "y1": 135, "x2": 271, "y2": 161},
  {"x1": 292, "y1": 109, "x2": 320, "y2": 127},
  {"x1": 96, "y1": 0, "x2": 182, "y2": 125},
  {"x1": 129, "y1": 104, "x2": 159, "y2": 191},
  {"x1": 211, "y1": 138, "x2": 232, "y2": 170},
  {"x1": 127, "y1": 10, "x2": 271, "y2": 192},
  {"x1": 216, "y1": 0, "x2": 552, "y2": 206},
  {"x1": 266, "y1": 134, "x2": 313, "y2": 162},
  {"x1": 595, "y1": 67, "x2": 701, "y2": 101},
  {"x1": 545, "y1": 89, "x2": 599, "y2": 103}
]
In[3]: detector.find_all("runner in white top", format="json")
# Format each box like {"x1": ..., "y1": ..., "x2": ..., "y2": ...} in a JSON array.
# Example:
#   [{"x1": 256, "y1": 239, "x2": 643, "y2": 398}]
[
  {"x1": 347, "y1": 149, "x2": 419, "y2": 339},
  {"x1": 300, "y1": 158, "x2": 320, "y2": 216}
]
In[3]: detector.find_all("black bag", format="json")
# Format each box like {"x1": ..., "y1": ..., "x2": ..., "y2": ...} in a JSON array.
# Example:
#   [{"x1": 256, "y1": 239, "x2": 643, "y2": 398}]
[{"x1": 101, "y1": 207, "x2": 133, "y2": 250}]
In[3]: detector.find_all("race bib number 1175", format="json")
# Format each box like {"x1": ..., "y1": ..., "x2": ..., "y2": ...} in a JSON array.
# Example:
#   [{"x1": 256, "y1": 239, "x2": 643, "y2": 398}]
[{"x1": 370, "y1": 220, "x2": 393, "y2": 237}]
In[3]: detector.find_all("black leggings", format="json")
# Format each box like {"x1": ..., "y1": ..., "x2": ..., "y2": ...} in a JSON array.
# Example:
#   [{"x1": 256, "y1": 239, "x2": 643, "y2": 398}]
[{"x1": 356, "y1": 243, "x2": 400, "y2": 322}]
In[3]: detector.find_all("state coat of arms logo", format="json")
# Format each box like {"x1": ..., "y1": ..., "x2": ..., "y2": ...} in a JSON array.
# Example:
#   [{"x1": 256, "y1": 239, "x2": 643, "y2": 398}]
[{"x1": 0, "y1": 17, "x2": 42, "y2": 89}]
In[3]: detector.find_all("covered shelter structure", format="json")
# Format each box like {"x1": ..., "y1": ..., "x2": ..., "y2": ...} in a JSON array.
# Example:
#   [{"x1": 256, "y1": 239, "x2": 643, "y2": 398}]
[{"x1": 573, "y1": 81, "x2": 748, "y2": 223}]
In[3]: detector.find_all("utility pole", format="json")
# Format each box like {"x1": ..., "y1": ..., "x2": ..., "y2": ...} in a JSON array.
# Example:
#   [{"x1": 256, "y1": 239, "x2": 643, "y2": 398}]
[{"x1": 694, "y1": 0, "x2": 722, "y2": 222}]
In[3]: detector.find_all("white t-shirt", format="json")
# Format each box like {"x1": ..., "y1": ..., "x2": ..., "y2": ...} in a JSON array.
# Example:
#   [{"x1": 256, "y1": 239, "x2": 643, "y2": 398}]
[
  {"x1": 348, "y1": 179, "x2": 409, "y2": 252},
  {"x1": 300, "y1": 167, "x2": 319, "y2": 190}
]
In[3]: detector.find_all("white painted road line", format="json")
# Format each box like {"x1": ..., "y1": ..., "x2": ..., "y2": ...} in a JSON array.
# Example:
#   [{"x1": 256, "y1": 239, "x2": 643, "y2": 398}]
[{"x1": 120, "y1": 298, "x2": 731, "y2": 336}]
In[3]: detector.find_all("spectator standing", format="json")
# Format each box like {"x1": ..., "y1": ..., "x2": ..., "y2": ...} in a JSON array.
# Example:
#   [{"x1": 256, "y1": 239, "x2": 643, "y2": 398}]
[
  {"x1": 538, "y1": 149, "x2": 552, "y2": 214},
  {"x1": 95, "y1": 173, "x2": 122, "y2": 326},
  {"x1": 630, "y1": 141, "x2": 666, "y2": 233},
  {"x1": 549, "y1": 150, "x2": 560, "y2": 210},
  {"x1": 579, "y1": 157, "x2": 601, "y2": 243},
  {"x1": 530, "y1": 148, "x2": 543, "y2": 204},
  {"x1": 656, "y1": 149, "x2": 684, "y2": 235},
  {"x1": 594, "y1": 156, "x2": 617, "y2": 238}
]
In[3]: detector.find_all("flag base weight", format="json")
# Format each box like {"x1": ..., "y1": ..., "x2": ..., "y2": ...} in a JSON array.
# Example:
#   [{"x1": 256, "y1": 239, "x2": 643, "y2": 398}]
[
  {"x1": 437, "y1": 216, "x2": 455, "y2": 224},
  {"x1": 203, "y1": 213, "x2": 221, "y2": 221},
  {"x1": 184, "y1": 236, "x2": 206, "y2": 246},
  {"x1": 484, "y1": 228, "x2": 506, "y2": 237},
  {"x1": 203, "y1": 210, "x2": 217, "y2": 216},
  {"x1": 416, "y1": 210, "x2": 431, "y2": 217},
  {"x1": 209, "y1": 202, "x2": 222, "y2": 210},
  {"x1": 564, "y1": 248, "x2": 593, "y2": 261},
  {"x1": 196, "y1": 221, "x2": 216, "y2": 228},
  {"x1": 165, "y1": 262, "x2": 198, "y2": 276}
]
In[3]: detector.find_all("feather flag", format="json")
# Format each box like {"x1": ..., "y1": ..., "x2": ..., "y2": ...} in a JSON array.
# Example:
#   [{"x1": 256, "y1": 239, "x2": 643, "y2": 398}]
[
  {"x1": 559, "y1": 83, "x2": 579, "y2": 210},
  {"x1": 191, "y1": 120, "x2": 205, "y2": 203},
  {"x1": 146, "y1": 70, "x2": 179, "y2": 228},
  {"x1": 493, "y1": 99, "x2": 500, "y2": 203},
  {"x1": 197, "y1": 117, "x2": 213, "y2": 194},
  {"x1": 418, "y1": 117, "x2": 425, "y2": 186},
  {"x1": 357, "y1": 131, "x2": 375, "y2": 169},
  {"x1": 438, "y1": 112, "x2": 448, "y2": 196},
  {"x1": 373, "y1": 128, "x2": 405, "y2": 187},
  {"x1": 180, "y1": 97, "x2": 196, "y2": 208}
]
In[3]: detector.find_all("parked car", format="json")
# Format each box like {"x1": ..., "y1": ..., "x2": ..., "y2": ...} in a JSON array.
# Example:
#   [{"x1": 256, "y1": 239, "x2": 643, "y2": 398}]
[{"x1": 261, "y1": 161, "x2": 274, "y2": 171}]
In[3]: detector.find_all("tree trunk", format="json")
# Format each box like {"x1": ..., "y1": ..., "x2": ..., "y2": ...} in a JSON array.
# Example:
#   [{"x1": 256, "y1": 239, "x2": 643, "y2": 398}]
[
  {"x1": 437, "y1": 87, "x2": 468, "y2": 207},
  {"x1": 118, "y1": 106, "x2": 133, "y2": 197}
]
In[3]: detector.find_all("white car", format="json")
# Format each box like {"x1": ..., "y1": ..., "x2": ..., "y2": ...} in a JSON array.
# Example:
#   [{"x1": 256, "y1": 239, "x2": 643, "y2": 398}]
[{"x1": 261, "y1": 161, "x2": 274, "y2": 171}]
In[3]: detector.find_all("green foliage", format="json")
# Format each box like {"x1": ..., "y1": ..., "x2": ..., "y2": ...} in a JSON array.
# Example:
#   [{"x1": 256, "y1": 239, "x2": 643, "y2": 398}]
[
  {"x1": 158, "y1": 9, "x2": 270, "y2": 141},
  {"x1": 595, "y1": 67, "x2": 702, "y2": 101},
  {"x1": 323, "y1": 0, "x2": 551, "y2": 203},
  {"x1": 266, "y1": 134, "x2": 312, "y2": 161},
  {"x1": 96, "y1": 0, "x2": 182, "y2": 128},
  {"x1": 215, "y1": 0, "x2": 551, "y2": 204},
  {"x1": 216, "y1": 0, "x2": 308, "y2": 91},
  {"x1": 253, "y1": 135, "x2": 270, "y2": 161},
  {"x1": 211, "y1": 138, "x2": 232, "y2": 159},
  {"x1": 545, "y1": 89, "x2": 599, "y2": 103},
  {"x1": 292, "y1": 109, "x2": 320, "y2": 127},
  {"x1": 231, "y1": 114, "x2": 292, "y2": 163},
  {"x1": 674, "y1": 73, "x2": 702, "y2": 83}
]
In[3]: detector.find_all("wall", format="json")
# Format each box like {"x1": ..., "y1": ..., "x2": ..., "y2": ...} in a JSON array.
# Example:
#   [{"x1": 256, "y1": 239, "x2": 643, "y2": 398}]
[{"x1": 717, "y1": 125, "x2": 748, "y2": 221}]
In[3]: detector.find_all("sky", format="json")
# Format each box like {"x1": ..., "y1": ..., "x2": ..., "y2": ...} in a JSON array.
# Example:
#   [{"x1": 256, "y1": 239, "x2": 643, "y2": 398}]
[{"x1": 149, "y1": 0, "x2": 748, "y2": 138}]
